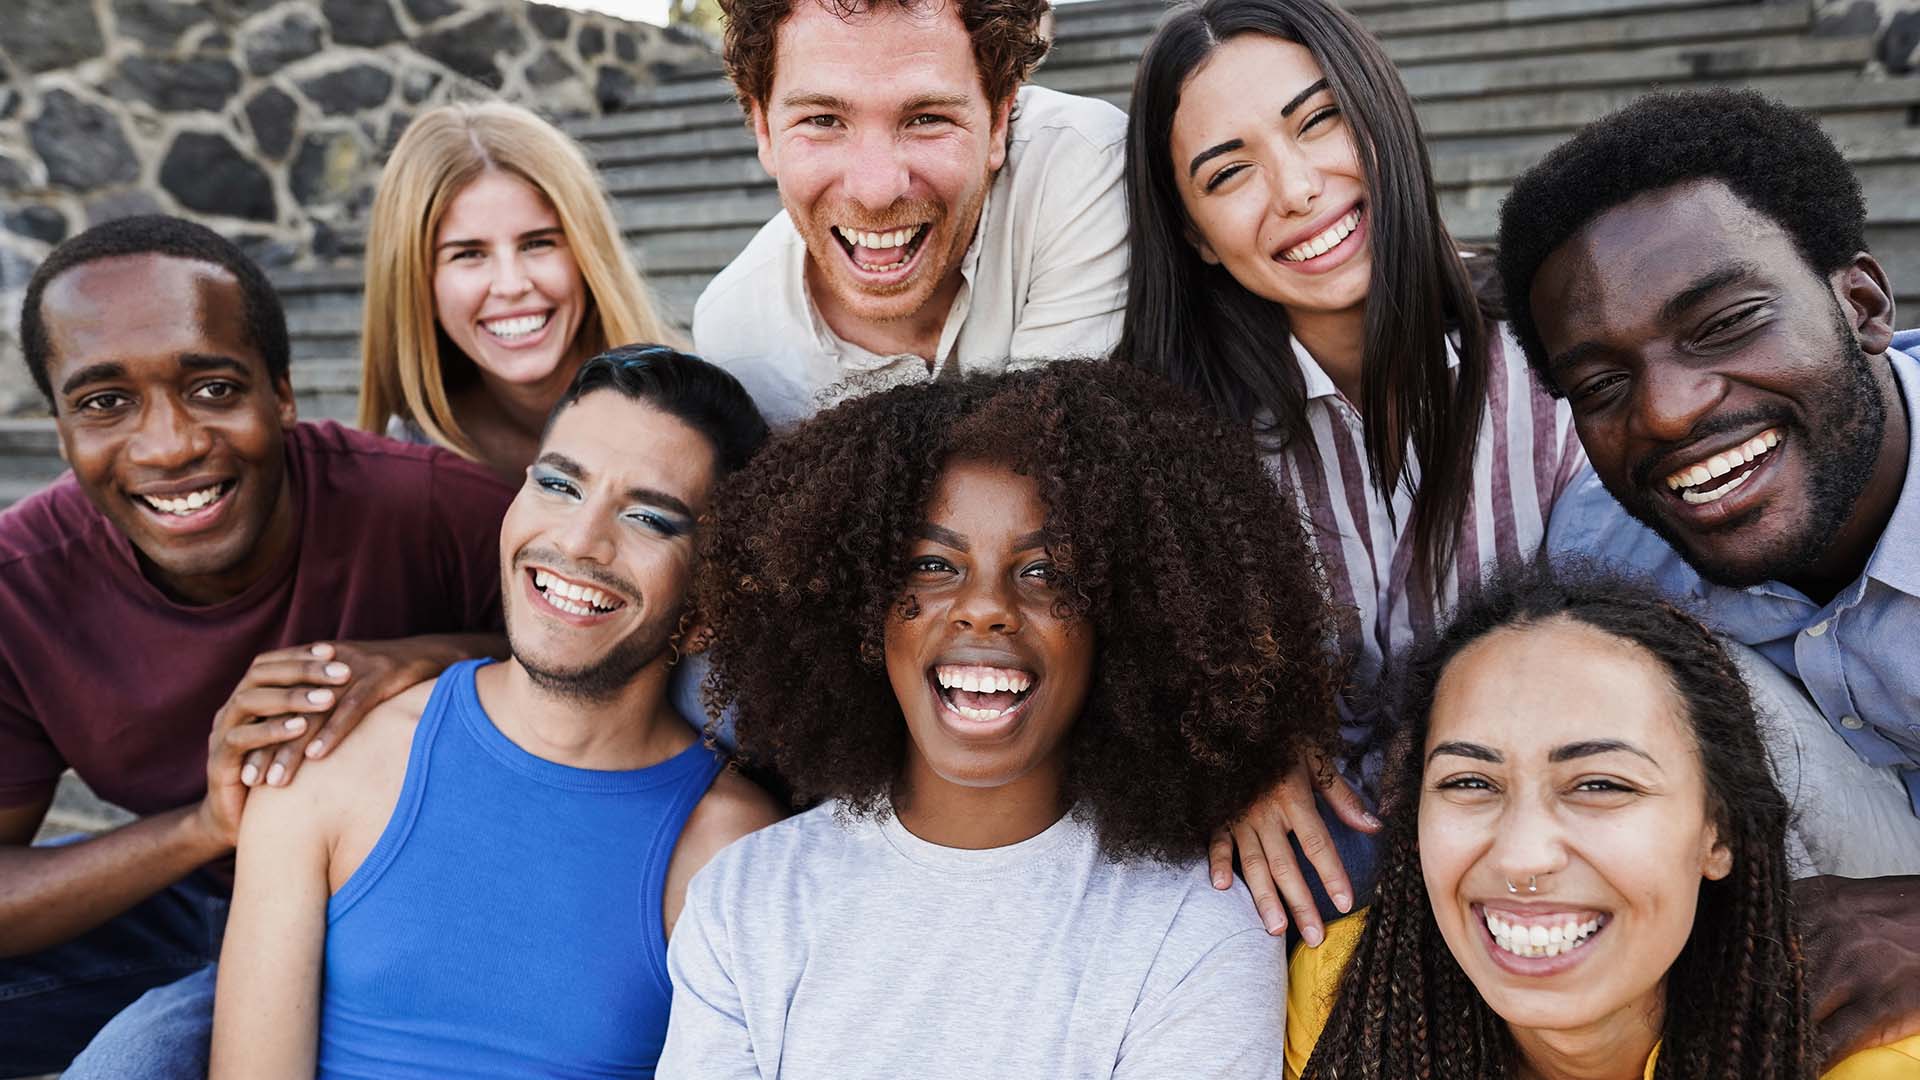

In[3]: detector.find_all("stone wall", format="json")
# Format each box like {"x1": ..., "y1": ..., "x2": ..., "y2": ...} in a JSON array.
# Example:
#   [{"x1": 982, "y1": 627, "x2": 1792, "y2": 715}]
[
  {"x1": 1815, "y1": 0, "x2": 1920, "y2": 71},
  {"x1": 0, "y1": 0, "x2": 716, "y2": 413}
]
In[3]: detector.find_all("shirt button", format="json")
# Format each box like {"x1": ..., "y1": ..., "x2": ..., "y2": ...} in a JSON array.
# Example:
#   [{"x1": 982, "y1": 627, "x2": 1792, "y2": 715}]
[
  {"x1": 1806, "y1": 621, "x2": 1830, "y2": 637},
  {"x1": 1840, "y1": 715, "x2": 1866, "y2": 730}
]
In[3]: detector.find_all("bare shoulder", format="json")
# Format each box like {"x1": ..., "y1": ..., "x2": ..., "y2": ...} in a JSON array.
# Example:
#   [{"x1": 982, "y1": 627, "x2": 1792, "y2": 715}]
[
  {"x1": 249, "y1": 678, "x2": 434, "y2": 841},
  {"x1": 681, "y1": 767, "x2": 785, "y2": 862}
]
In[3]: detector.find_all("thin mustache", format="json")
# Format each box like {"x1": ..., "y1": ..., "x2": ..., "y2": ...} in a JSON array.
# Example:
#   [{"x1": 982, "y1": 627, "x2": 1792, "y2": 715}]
[
  {"x1": 515, "y1": 547, "x2": 641, "y2": 601},
  {"x1": 1630, "y1": 408, "x2": 1791, "y2": 489}
]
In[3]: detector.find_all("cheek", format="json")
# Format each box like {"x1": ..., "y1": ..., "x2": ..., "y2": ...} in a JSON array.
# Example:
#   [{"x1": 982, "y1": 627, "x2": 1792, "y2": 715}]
[
  {"x1": 538, "y1": 255, "x2": 585, "y2": 309},
  {"x1": 1416, "y1": 800, "x2": 1479, "y2": 906},
  {"x1": 432, "y1": 266, "x2": 477, "y2": 326}
]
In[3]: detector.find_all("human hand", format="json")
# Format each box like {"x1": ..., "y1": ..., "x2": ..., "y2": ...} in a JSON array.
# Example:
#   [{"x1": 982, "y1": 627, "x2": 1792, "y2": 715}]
[
  {"x1": 193, "y1": 688, "x2": 317, "y2": 852},
  {"x1": 236, "y1": 639, "x2": 457, "y2": 789},
  {"x1": 1208, "y1": 753, "x2": 1380, "y2": 944},
  {"x1": 1797, "y1": 874, "x2": 1920, "y2": 1067}
]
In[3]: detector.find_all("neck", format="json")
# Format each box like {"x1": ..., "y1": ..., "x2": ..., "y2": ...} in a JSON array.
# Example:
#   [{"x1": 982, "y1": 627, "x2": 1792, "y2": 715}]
[
  {"x1": 1789, "y1": 357, "x2": 1910, "y2": 604},
  {"x1": 1509, "y1": 994, "x2": 1661, "y2": 1080},
  {"x1": 1290, "y1": 306, "x2": 1368, "y2": 407},
  {"x1": 473, "y1": 654, "x2": 694, "y2": 771},
  {"x1": 807, "y1": 257, "x2": 965, "y2": 369},
  {"x1": 149, "y1": 461, "x2": 296, "y2": 606},
  {"x1": 891, "y1": 754, "x2": 1068, "y2": 850}
]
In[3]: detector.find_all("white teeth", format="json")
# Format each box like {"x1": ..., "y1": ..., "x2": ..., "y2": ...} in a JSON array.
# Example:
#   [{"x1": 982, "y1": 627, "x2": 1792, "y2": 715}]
[
  {"x1": 1665, "y1": 428, "x2": 1781, "y2": 492},
  {"x1": 139, "y1": 483, "x2": 226, "y2": 516},
  {"x1": 1483, "y1": 911, "x2": 1605, "y2": 959},
  {"x1": 1680, "y1": 467, "x2": 1757, "y2": 505},
  {"x1": 532, "y1": 569, "x2": 620, "y2": 613},
  {"x1": 1280, "y1": 208, "x2": 1361, "y2": 263},
  {"x1": 837, "y1": 225, "x2": 923, "y2": 251},
  {"x1": 934, "y1": 664, "x2": 1034, "y2": 696},
  {"x1": 483, "y1": 312, "x2": 549, "y2": 339}
]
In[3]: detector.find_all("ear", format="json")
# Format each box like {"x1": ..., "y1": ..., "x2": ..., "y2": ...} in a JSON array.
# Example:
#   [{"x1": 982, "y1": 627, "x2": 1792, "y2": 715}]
[
  {"x1": 1701, "y1": 827, "x2": 1734, "y2": 882},
  {"x1": 683, "y1": 621, "x2": 715, "y2": 656},
  {"x1": 986, "y1": 93, "x2": 1015, "y2": 173},
  {"x1": 273, "y1": 371, "x2": 298, "y2": 429},
  {"x1": 1830, "y1": 252, "x2": 1896, "y2": 357},
  {"x1": 751, "y1": 101, "x2": 777, "y2": 181},
  {"x1": 1184, "y1": 223, "x2": 1221, "y2": 266}
]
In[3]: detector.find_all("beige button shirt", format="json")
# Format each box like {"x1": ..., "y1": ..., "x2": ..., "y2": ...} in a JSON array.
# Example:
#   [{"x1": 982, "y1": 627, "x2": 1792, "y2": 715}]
[{"x1": 692, "y1": 85, "x2": 1130, "y2": 426}]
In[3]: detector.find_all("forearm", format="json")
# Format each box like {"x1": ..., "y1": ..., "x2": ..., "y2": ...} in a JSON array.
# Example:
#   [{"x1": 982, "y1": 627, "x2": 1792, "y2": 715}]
[
  {"x1": 0, "y1": 805, "x2": 226, "y2": 956},
  {"x1": 399, "y1": 632, "x2": 508, "y2": 668}
]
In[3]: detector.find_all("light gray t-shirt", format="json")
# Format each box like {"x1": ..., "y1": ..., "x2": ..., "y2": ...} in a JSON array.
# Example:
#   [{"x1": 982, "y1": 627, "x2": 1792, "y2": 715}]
[{"x1": 658, "y1": 804, "x2": 1287, "y2": 1079}]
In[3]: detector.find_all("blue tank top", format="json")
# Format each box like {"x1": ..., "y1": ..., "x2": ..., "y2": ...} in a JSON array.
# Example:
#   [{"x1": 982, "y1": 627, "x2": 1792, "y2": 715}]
[{"x1": 316, "y1": 659, "x2": 724, "y2": 1078}]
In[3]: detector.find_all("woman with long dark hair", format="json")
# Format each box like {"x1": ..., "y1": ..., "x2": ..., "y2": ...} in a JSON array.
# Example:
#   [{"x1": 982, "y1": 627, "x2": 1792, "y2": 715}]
[
  {"x1": 1117, "y1": 0, "x2": 1586, "y2": 942},
  {"x1": 1285, "y1": 562, "x2": 1920, "y2": 1079}
]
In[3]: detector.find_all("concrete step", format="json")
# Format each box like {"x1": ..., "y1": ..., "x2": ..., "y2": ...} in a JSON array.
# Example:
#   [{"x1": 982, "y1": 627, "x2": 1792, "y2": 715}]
[{"x1": 35, "y1": 772, "x2": 136, "y2": 843}]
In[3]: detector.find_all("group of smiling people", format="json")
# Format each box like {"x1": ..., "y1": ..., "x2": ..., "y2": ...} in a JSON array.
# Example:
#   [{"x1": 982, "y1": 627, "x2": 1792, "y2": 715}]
[{"x1": 2, "y1": 0, "x2": 1918, "y2": 1076}]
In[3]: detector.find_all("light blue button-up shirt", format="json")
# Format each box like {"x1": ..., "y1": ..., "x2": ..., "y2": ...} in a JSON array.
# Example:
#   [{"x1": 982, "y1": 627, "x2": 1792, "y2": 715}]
[{"x1": 1549, "y1": 330, "x2": 1920, "y2": 817}]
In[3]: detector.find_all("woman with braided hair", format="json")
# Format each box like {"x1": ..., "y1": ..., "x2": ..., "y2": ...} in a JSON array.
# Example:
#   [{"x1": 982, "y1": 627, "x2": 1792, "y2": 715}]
[
  {"x1": 658, "y1": 361, "x2": 1344, "y2": 1078},
  {"x1": 1285, "y1": 561, "x2": 1920, "y2": 1079}
]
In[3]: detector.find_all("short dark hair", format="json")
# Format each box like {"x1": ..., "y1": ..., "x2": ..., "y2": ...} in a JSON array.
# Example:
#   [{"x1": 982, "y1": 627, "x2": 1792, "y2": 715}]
[
  {"x1": 1497, "y1": 90, "x2": 1868, "y2": 392},
  {"x1": 19, "y1": 214, "x2": 291, "y2": 407},
  {"x1": 546, "y1": 344, "x2": 770, "y2": 476},
  {"x1": 696, "y1": 360, "x2": 1344, "y2": 861}
]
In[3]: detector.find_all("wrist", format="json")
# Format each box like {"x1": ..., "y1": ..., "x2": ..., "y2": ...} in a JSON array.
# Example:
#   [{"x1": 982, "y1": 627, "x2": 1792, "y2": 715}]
[{"x1": 178, "y1": 800, "x2": 236, "y2": 862}]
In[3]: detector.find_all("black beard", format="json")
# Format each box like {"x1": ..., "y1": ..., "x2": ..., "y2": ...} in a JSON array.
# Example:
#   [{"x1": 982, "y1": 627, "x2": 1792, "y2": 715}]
[
  {"x1": 515, "y1": 631, "x2": 672, "y2": 705},
  {"x1": 1613, "y1": 307, "x2": 1887, "y2": 590}
]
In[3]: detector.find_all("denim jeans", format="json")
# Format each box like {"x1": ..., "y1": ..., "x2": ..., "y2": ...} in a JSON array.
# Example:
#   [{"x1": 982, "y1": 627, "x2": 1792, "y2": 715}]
[{"x1": 0, "y1": 858, "x2": 226, "y2": 1079}]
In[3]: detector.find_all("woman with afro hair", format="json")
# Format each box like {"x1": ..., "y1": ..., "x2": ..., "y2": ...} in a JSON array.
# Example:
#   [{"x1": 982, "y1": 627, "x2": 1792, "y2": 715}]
[{"x1": 656, "y1": 361, "x2": 1344, "y2": 1078}]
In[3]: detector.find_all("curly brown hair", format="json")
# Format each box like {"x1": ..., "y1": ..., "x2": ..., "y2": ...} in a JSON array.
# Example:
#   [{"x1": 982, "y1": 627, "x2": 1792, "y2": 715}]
[
  {"x1": 695, "y1": 361, "x2": 1345, "y2": 861},
  {"x1": 719, "y1": 0, "x2": 1051, "y2": 114},
  {"x1": 1303, "y1": 560, "x2": 1815, "y2": 1080}
]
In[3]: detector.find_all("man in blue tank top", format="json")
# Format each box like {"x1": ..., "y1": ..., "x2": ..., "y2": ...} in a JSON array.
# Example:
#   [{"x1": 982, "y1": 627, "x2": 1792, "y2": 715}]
[{"x1": 205, "y1": 345, "x2": 786, "y2": 1078}]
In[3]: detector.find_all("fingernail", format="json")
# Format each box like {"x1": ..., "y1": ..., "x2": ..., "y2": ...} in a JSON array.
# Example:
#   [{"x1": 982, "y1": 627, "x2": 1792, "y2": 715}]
[
  {"x1": 306, "y1": 688, "x2": 334, "y2": 705},
  {"x1": 1334, "y1": 892, "x2": 1352, "y2": 913},
  {"x1": 305, "y1": 740, "x2": 325, "y2": 759},
  {"x1": 324, "y1": 662, "x2": 350, "y2": 679},
  {"x1": 1212, "y1": 873, "x2": 1228, "y2": 889},
  {"x1": 1304, "y1": 924, "x2": 1325, "y2": 947},
  {"x1": 241, "y1": 764, "x2": 258, "y2": 786},
  {"x1": 285, "y1": 716, "x2": 307, "y2": 733},
  {"x1": 310, "y1": 644, "x2": 330, "y2": 657},
  {"x1": 1265, "y1": 913, "x2": 1286, "y2": 936},
  {"x1": 267, "y1": 763, "x2": 286, "y2": 786},
  {"x1": 1363, "y1": 812, "x2": 1382, "y2": 829}
]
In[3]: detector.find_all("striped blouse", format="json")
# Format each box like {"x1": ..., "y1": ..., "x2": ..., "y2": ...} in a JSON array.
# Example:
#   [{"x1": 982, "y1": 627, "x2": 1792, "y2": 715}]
[{"x1": 1264, "y1": 327, "x2": 1586, "y2": 786}]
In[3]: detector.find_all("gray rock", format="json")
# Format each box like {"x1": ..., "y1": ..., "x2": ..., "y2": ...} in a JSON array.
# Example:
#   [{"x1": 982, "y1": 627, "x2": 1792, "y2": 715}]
[
  {"x1": 234, "y1": 233, "x2": 298, "y2": 269},
  {"x1": 115, "y1": 56, "x2": 243, "y2": 112},
  {"x1": 246, "y1": 86, "x2": 298, "y2": 159},
  {"x1": 207, "y1": 0, "x2": 285, "y2": 18},
  {"x1": 382, "y1": 109, "x2": 414, "y2": 151},
  {"x1": 291, "y1": 130, "x2": 367, "y2": 208},
  {"x1": 615, "y1": 30, "x2": 638, "y2": 62},
  {"x1": 0, "y1": 152, "x2": 31, "y2": 189},
  {"x1": 9, "y1": 0, "x2": 106, "y2": 74},
  {"x1": 298, "y1": 63, "x2": 396, "y2": 116},
  {"x1": 400, "y1": 66, "x2": 442, "y2": 104},
  {"x1": 112, "y1": 0, "x2": 216, "y2": 51},
  {"x1": 528, "y1": 3, "x2": 571, "y2": 40},
  {"x1": 4, "y1": 206, "x2": 68, "y2": 246},
  {"x1": 596, "y1": 64, "x2": 640, "y2": 111},
  {"x1": 523, "y1": 48, "x2": 577, "y2": 87},
  {"x1": 196, "y1": 30, "x2": 232, "y2": 52},
  {"x1": 1883, "y1": 10, "x2": 1920, "y2": 73},
  {"x1": 412, "y1": 10, "x2": 526, "y2": 87},
  {"x1": 242, "y1": 9, "x2": 326, "y2": 76},
  {"x1": 402, "y1": 0, "x2": 464, "y2": 24},
  {"x1": 0, "y1": 248, "x2": 37, "y2": 292},
  {"x1": 84, "y1": 188, "x2": 164, "y2": 225},
  {"x1": 1813, "y1": 0, "x2": 1881, "y2": 36},
  {"x1": 159, "y1": 132, "x2": 276, "y2": 221},
  {"x1": 579, "y1": 24, "x2": 605, "y2": 60},
  {"x1": 322, "y1": 0, "x2": 403, "y2": 47},
  {"x1": 28, "y1": 91, "x2": 140, "y2": 192},
  {"x1": 0, "y1": 89, "x2": 17, "y2": 122}
]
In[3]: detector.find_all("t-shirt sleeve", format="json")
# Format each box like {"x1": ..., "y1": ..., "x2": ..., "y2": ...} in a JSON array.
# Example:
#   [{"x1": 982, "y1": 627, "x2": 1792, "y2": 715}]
[
  {"x1": 1282, "y1": 913, "x2": 1365, "y2": 1078},
  {"x1": 1007, "y1": 130, "x2": 1129, "y2": 361},
  {"x1": 659, "y1": 863, "x2": 766, "y2": 1079},
  {"x1": 425, "y1": 456, "x2": 514, "y2": 633},
  {"x1": 1113, "y1": 926, "x2": 1289, "y2": 1080},
  {"x1": 0, "y1": 633, "x2": 61, "y2": 810}
]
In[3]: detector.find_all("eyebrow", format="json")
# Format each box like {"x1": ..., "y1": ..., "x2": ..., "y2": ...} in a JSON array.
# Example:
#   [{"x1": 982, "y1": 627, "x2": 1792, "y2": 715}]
[
  {"x1": 1428, "y1": 740, "x2": 1501, "y2": 765},
  {"x1": 1658, "y1": 260, "x2": 1764, "y2": 325},
  {"x1": 1186, "y1": 78, "x2": 1331, "y2": 178},
  {"x1": 911, "y1": 526, "x2": 1053, "y2": 553},
  {"x1": 436, "y1": 226, "x2": 564, "y2": 253},
  {"x1": 534, "y1": 451, "x2": 696, "y2": 520},
  {"x1": 780, "y1": 91, "x2": 852, "y2": 112},
  {"x1": 1426, "y1": 739, "x2": 1661, "y2": 766},
  {"x1": 903, "y1": 93, "x2": 972, "y2": 112},
  {"x1": 59, "y1": 353, "x2": 248, "y2": 397}
]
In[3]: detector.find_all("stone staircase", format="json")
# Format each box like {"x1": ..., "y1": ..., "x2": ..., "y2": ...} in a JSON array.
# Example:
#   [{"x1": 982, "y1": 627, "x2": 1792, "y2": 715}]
[{"x1": 4, "y1": 0, "x2": 1919, "y2": 510}]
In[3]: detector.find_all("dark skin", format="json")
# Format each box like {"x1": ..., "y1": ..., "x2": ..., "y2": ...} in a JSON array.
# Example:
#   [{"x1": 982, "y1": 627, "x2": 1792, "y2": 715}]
[
  {"x1": 1529, "y1": 179, "x2": 1920, "y2": 1064},
  {"x1": 0, "y1": 254, "x2": 499, "y2": 956}
]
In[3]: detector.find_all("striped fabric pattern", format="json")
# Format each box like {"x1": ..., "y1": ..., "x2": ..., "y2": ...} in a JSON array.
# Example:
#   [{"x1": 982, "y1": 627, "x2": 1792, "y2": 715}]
[{"x1": 1265, "y1": 326, "x2": 1586, "y2": 767}]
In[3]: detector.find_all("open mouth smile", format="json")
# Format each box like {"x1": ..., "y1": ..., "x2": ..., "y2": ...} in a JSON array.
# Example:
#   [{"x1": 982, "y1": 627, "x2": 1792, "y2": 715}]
[
  {"x1": 482, "y1": 310, "x2": 553, "y2": 344},
  {"x1": 1274, "y1": 203, "x2": 1366, "y2": 270},
  {"x1": 131, "y1": 480, "x2": 236, "y2": 530},
  {"x1": 833, "y1": 224, "x2": 931, "y2": 277},
  {"x1": 1662, "y1": 428, "x2": 1781, "y2": 506},
  {"x1": 929, "y1": 663, "x2": 1036, "y2": 729},
  {"x1": 1476, "y1": 903, "x2": 1611, "y2": 974},
  {"x1": 527, "y1": 566, "x2": 627, "y2": 620}
]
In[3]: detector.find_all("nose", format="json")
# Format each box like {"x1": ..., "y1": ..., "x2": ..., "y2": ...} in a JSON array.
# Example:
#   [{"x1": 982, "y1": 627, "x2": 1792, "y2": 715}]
[
  {"x1": 489, "y1": 250, "x2": 531, "y2": 298},
  {"x1": 1488, "y1": 797, "x2": 1571, "y2": 891},
  {"x1": 126, "y1": 395, "x2": 214, "y2": 471},
  {"x1": 1630, "y1": 354, "x2": 1726, "y2": 446},
  {"x1": 1266, "y1": 141, "x2": 1325, "y2": 219},
  {"x1": 841, "y1": 129, "x2": 913, "y2": 215},
  {"x1": 550, "y1": 500, "x2": 617, "y2": 567},
  {"x1": 949, "y1": 572, "x2": 1022, "y2": 636}
]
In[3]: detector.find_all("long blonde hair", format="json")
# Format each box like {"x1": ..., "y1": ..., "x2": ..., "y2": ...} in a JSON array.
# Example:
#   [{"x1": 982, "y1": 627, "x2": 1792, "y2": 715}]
[{"x1": 357, "y1": 101, "x2": 679, "y2": 458}]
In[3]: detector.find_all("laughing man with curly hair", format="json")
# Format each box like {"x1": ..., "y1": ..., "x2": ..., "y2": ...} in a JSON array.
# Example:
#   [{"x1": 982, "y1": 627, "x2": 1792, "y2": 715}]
[{"x1": 657, "y1": 361, "x2": 1344, "y2": 1078}]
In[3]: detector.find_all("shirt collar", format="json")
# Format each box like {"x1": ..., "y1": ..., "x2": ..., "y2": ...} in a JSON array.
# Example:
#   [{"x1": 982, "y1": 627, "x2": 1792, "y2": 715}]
[
  {"x1": 1860, "y1": 340, "x2": 1920, "y2": 598},
  {"x1": 1289, "y1": 331, "x2": 1462, "y2": 404}
]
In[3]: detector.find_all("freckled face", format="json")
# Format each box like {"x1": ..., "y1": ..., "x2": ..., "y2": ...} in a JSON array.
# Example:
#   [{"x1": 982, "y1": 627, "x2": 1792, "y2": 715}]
[
  {"x1": 1169, "y1": 35, "x2": 1372, "y2": 319},
  {"x1": 39, "y1": 254, "x2": 296, "y2": 604},
  {"x1": 500, "y1": 392, "x2": 717, "y2": 700},
  {"x1": 432, "y1": 170, "x2": 590, "y2": 403},
  {"x1": 883, "y1": 461, "x2": 1094, "y2": 796},
  {"x1": 751, "y1": 0, "x2": 1011, "y2": 333},
  {"x1": 1419, "y1": 618, "x2": 1731, "y2": 1036}
]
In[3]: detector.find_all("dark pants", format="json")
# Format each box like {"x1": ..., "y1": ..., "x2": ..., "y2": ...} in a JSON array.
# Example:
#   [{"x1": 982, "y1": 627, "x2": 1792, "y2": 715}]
[{"x1": 0, "y1": 859, "x2": 226, "y2": 1079}]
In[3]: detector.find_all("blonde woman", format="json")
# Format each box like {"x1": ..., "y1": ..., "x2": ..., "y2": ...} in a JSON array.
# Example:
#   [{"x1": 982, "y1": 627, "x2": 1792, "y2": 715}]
[{"x1": 358, "y1": 101, "x2": 680, "y2": 479}]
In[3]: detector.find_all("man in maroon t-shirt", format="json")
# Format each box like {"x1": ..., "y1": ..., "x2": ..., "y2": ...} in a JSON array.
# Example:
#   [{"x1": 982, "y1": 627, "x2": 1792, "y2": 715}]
[{"x1": 0, "y1": 216, "x2": 513, "y2": 1077}]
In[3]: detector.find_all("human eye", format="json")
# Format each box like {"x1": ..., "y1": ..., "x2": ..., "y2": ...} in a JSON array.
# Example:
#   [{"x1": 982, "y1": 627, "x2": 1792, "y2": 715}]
[
  {"x1": 906, "y1": 113, "x2": 951, "y2": 128},
  {"x1": 1698, "y1": 302, "x2": 1769, "y2": 344},
  {"x1": 1571, "y1": 776, "x2": 1639, "y2": 795},
  {"x1": 528, "y1": 465, "x2": 580, "y2": 500},
  {"x1": 1202, "y1": 163, "x2": 1247, "y2": 193},
  {"x1": 1020, "y1": 560, "x2": 1059, "y2": 585},
  {"x1": 801, "y1": 114, "x2": 841, "y2": 130},
  {"x1": 74, "y1": 390, "x2": 130, "y2": 414},
  {"x1": 1433, "y1": 773, "x2": 1495, "y2": 793},
  {"x1": 1301, "y1": 104, "x2": 1342, "y2": 135},
  {"x1": 908, "y1": 554, "x2": 955, "y2": 576},
  {"x1": 622, "y1": 506, "x2": 686, "y2": 538},
  {"x1": 191, "y1": 380, "x2": 242, "y2": 402},
  {"x1": 1570, "y1": 372, "x2": 1627, "y2": 408}
]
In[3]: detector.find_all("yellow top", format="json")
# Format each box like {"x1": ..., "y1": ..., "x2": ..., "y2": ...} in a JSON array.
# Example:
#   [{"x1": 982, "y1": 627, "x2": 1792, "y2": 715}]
[{"x1": 1285, "y1": 912, "x2": 1920, "y2": 1080}]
